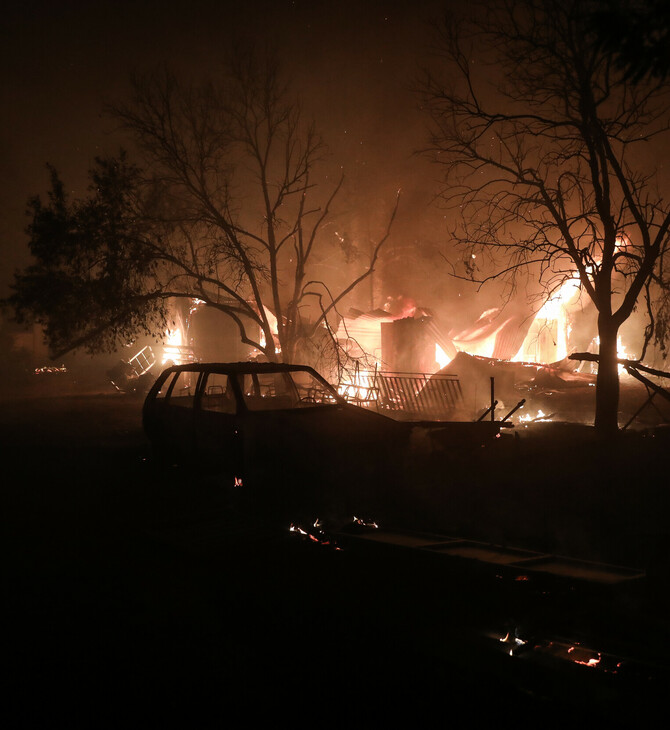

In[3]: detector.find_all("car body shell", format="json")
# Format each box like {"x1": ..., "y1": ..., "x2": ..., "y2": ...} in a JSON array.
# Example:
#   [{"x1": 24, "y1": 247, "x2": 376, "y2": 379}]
[{"x1": 143, "y1": 362, "x2": 504, "y2": 519}]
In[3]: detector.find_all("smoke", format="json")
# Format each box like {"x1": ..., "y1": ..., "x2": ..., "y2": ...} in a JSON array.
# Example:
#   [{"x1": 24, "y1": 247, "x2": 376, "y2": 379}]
[{"x1": 2, "y1": 0, "x2": 516, "y2": 342}]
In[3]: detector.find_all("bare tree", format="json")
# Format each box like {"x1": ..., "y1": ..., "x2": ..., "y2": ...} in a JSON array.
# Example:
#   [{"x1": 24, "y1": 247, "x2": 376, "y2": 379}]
[
  {"x1": 111, "y1": 52, "x2": 398, "y2": 365},
  {"x1": 419, "y1": 0, "x2": 670, "y2": 433},
  {"x1": 9, "y1": 50, "x2": 398, "y2": 372}
]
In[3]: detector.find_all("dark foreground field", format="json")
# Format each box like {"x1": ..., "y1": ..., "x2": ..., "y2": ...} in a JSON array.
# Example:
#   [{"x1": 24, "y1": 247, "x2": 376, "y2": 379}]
[{"x1": 4, "y1": 393, "x2": 670, "y2": 727}]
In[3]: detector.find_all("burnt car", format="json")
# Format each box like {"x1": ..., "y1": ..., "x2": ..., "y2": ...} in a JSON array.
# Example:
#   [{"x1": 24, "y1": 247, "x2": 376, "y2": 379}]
[
  {"x1": 143, "y1": 362, "x2": 504, "y2": 520},
  {"x1": 143, "y1": 362, "x2": 412, "y2": 516}
]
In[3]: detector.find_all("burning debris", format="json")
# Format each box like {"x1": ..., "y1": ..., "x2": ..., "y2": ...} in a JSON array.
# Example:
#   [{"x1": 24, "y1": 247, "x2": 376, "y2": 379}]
[
  {"x1": 352, "y1": 516, "x2": 379, "y2": 529},
  {"x1": 518, "y1": 409, "x2": 555, "y2": 424},
  {"x1": 499, "y1": 629, "x2": 529, "y2": 657},
  {"x1": 515, "y1": 639, "x2": 641, "y2": 676},
  {"x1": 327, "y1": 288, "x2": 667, "y2": 428},
  {"x1": 288, "y1": 516, "x2": 381, "y2": 547},
  {"x1": 108, "y1": 345, "x2": 157, "y2": 394},
  {"x1": 34, "y1": 364, "x2": 67, "y2": 374},
  {"x1": 289, "y1": 520, "x2": 342, "y2": 550},
  {"x1": 568, "y1": 645, "x2": 602, "y2": 668},
  {"x1": 493, "y1": 626, "x2": 665, "y2": 685}
]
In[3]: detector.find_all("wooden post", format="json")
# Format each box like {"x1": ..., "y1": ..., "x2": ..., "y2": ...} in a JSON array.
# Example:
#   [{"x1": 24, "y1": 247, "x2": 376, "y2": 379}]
[{"x1": 490, "y1": 376, "x2": 495, "y2": 422}]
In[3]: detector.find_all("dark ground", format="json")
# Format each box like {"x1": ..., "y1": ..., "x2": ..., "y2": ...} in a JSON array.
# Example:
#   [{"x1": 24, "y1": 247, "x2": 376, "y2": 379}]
[{"x1": 4, "y1": 386, "x2": 670, "y2": 727}]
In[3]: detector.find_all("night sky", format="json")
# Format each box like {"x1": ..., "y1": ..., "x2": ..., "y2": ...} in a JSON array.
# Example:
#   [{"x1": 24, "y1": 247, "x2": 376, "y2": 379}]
[{"x1": 2, "y1": 0, "x2": 471, "y2": 314}]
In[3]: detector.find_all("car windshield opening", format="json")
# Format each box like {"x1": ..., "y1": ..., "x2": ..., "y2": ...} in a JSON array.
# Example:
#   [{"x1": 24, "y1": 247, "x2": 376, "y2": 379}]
[{"x1": 241, "y1": 370, "x2": 339, "y2": 411}]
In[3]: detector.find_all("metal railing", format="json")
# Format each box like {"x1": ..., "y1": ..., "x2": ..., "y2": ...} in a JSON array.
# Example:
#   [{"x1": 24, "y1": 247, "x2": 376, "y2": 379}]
[{"x1": 339, "y1": 369, "x2": 463, "y2": 420}]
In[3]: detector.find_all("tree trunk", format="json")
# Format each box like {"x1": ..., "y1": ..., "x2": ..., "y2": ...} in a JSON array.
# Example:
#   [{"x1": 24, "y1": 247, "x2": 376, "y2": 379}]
[{"x1": 594, "y1": 316, "x2": 620, "y2": 434}]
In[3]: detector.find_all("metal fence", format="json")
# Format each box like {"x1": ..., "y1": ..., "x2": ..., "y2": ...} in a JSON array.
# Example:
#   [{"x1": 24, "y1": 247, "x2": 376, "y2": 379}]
[{"x1": 340, "y1": 369, "x2": 463, "y2": 420}]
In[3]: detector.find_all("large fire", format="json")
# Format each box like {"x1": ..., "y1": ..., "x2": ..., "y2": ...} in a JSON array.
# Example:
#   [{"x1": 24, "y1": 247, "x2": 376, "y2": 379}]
[
  {"x1": 426, "y1": 269, "x2": 636, "y2": 379},
  {"x1": 259, "y1": 307, "x2": 280, "y2": 355},
  {"x1": 338, "y1": 370, "x2": 379, "y2": 404},
  {"x1": 162, "y1": 327, "x2": 184, "y2": 365},
  {"x1": 435, "y1": 343, "x2": 451, "y2": 369},
  {"x1": 514, "y1": 276, "x2": 581, "y2": 363},
  {"x1": 594, "y1": 335, "x2": 634, "y2": 374}
]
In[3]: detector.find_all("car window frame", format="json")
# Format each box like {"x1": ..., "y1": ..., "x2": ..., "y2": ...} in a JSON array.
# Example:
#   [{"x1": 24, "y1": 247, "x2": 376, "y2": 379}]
[
  {"x1": 149, "y1": 363, "x2": 345, "y2": 413},
  {"x1": 163, "y1": 368, "x2": 204, "y2": 405},
  {"x1": 196, "y1": 370, "x2": 240, "y2": 415}
]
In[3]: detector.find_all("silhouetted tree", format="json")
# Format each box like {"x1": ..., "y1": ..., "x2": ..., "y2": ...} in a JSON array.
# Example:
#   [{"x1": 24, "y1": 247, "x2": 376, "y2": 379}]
[
  {"x1": 9, "y1": 51, "x2": 398, "y2": 367},
  {"x1": 589, "y1": 0, "x2": 670, "y2": 82},
  {"x1": 9, "y1": 154, "x2": 168, "y2": 357},
  {"x1": 420, "y1": 0, "x2": 670, "y2": 433}
]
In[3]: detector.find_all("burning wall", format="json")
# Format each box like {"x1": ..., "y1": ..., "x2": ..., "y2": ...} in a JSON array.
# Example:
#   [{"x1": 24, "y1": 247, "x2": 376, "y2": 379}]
[
  {"x1": 381, "y1": 318, "x2": 437, "y2": 372},
  {"x1": 333, "y1": 309, "x2": 394, "y2": 366},
  {"x1": 335, "y1": 307, "x2": 455, "y2": 373}
]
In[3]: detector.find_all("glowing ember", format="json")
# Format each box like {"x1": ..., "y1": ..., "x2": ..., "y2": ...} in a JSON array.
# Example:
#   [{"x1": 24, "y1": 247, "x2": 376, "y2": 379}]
[
  {"x1": 518, "y1": 409, "x2": 550, "y2": 423},
  {"x1": 289, "y1": 524, "x2": 309, "y2": 536},
  {"x1": 353, "y1": 516, "x2": 379, "y2": 528},
  {"x1": 568, "y1": 646, "x2": 602, "y2": 667},
  {"x1": 34, "y1": 364, "x2": 67, "y2": 374},
  {"x1": 289, "y1": 521, "x2": 341, "y2": 549},
  {"x1": 499, "y1": 630, "x2": 528, "y2": 657}
]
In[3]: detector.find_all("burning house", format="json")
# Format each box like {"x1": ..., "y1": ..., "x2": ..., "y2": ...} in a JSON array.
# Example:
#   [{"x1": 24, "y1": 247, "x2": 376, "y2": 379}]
[
  {"x1": 328, "y1": 279, "x2": 669, "y2": 428},
  {"x1": 98, "y1": 276, "x2": 667, "y2": 428}
]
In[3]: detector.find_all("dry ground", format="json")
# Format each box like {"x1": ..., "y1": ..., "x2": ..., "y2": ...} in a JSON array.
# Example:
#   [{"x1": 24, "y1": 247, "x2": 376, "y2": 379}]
[{"x1": 4, "y1": 391, "x2": 669, "y2": 727}]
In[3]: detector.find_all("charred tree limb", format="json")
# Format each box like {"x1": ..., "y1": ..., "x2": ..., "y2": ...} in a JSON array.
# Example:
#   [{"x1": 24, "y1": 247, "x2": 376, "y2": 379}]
[
  {"x1": 569, "y1": 352, "x2": 670, "y2": 380},
  {"x1": 624, "y1": 368, "x2": 670, "y2": 406}
]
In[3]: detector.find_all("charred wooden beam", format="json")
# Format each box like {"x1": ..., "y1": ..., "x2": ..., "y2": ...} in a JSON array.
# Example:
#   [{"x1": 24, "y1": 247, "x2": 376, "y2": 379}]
[
  {"x1": 501, "y1": 398, "x2": 526, "y2": 423},
  {"x1": 477, "y1": 400, "x2": 498, "y2": 422}
]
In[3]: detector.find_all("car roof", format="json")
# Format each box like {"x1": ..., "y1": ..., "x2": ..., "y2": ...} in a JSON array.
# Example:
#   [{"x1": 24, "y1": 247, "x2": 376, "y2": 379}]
[{"x1": 161, "y1": 361, "x2": 322, "y2": 375}]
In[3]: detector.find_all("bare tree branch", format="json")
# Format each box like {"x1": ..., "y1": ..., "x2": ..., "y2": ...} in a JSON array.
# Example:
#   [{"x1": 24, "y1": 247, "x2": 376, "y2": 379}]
[{"x1": 419, "y1": 0, "x2": 670, "y2": 432}]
